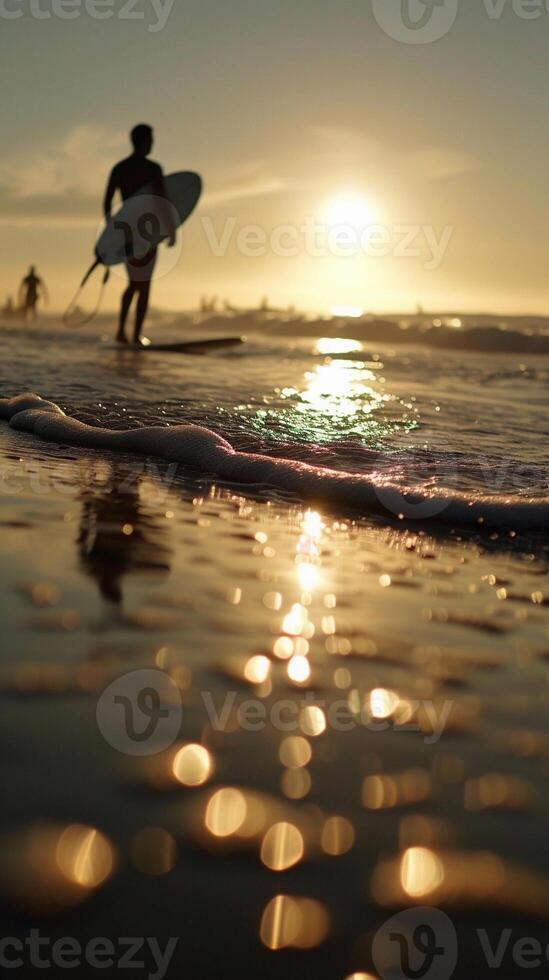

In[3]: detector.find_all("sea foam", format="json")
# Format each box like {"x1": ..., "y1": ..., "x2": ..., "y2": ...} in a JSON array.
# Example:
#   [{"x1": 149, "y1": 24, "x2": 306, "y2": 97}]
[{"x1": 1, "y1": 393, "x2": 547, "y2": 530}]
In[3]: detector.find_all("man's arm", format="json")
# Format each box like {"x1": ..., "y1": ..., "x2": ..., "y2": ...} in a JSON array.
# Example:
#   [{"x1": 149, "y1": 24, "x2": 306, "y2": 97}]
[
  {"x1": 157, "y1": 166, "x2": 176, "y2": 248},
  {"x1": 39, "y1": 279, "x2": 49, "y2": 305},
  {"x1": 103, "y1": 167, "x2": 119, "y2": 221}
]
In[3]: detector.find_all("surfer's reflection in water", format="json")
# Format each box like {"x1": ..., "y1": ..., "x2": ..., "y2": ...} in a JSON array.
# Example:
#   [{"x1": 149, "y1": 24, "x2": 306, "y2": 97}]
[
  {"x1": 77, "y1": 463, "x2": 172, "y2": 610},
  {"x1": 103, "y1": 124, "x2": 177, "y2": 346}
]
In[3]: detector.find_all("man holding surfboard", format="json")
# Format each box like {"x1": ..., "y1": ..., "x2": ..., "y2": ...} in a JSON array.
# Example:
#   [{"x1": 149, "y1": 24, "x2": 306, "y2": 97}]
[{"x1": 103, "y1": 124, "x2": 176, "y2": 345}]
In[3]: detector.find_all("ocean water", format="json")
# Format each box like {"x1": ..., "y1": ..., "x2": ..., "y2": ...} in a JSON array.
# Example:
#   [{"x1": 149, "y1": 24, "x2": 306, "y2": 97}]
[
  {"x1": 0, "y1": 315, "x2": 548, "y2": 513},
  {"x1": 0, "y1": 315, "x2": 549, "y2": 980}
]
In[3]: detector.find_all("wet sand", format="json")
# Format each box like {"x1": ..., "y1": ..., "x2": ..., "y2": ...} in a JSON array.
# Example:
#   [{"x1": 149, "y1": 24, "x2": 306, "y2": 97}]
[{"x1": 1, "y1": 439, "x2": 549, "y2": 978}]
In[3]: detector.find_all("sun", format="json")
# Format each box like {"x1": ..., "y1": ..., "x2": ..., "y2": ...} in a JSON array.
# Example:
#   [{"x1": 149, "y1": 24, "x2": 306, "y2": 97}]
[{"x1": 325, "y1": 195, "x2": 378, "y2": 232}]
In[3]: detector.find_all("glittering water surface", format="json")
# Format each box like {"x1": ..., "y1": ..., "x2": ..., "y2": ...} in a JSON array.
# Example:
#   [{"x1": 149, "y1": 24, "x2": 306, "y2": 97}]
[
  {"x1": 0, "y1": 318, "x2": 548, "y2": 979},
  {"x1": 0, "y1": 318, "x2": 547, "y2": 494}
]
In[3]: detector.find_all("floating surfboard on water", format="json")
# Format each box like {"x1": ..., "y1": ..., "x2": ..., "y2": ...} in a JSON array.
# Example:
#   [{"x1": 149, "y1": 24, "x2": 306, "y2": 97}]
[
  {"x1": 64, "y1": 172, "x2": 202, "y2": 326},
  {"x1": 104, "y1": 336, "x2": 246, "y2": 355}
]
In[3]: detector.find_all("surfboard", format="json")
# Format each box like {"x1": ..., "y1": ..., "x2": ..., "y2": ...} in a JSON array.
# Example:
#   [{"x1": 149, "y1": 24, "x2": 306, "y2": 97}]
[
  {"x1": 104, "y1": 336, "x2": 246, "y2": 354},
  {"x1": 64, "y1": 171, "x2": 203, "y2": 327},
  {"x1": 95, "y1": 172, "x2": 202, "y2": 267}
]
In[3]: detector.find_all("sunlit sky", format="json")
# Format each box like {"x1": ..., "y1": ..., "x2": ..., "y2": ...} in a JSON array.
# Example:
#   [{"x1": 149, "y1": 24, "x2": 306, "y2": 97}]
[{"x1": 1, "y1": 1, "x2": 549, "y2": 314}]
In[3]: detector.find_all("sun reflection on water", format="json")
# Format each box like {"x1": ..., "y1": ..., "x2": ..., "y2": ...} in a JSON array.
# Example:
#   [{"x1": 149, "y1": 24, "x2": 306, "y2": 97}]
[
  {"x1": 260, "y1": 894, "x2": 330, "y2": 950},
  {"x1": 400, "y1": 847, "x2": 446, "y2": 898},
  {"x1": 261, "y1": 822, "x2": 304, "y2": 871},
  {"x1": 172, "y1": 744, "x2": 213, "y2": 787},
  {"x1": 5, "y1": 377, "x2": 549, "y2": 980},
  {"x1": 205, "y1": 789, "x2": 248, "y2": 838},
  {"x1": 56, "y1": 825, "x2": 114, "y2": 889},
  {"x1": 250, "y1": 342, "x2": 417, "y2": 444}
]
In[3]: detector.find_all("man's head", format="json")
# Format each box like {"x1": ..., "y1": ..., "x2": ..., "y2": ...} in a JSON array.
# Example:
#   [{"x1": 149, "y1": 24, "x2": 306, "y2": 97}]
[
  {"x1": 131, "y1": 124, "x2": 154, "y2": 157},
  {"x1": 29, "y1": 265, "x2": 35, "y2": 275}
]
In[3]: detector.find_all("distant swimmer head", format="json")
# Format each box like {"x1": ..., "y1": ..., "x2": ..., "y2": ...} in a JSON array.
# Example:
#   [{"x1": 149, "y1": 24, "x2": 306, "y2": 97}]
[{"x1": 131, "y1": 123, "x2": 154, "y2": 157}]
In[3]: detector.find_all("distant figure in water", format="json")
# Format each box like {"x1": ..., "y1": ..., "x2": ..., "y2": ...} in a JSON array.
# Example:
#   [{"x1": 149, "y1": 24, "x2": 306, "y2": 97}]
[
  {"x1": 2, "y1": 296, "x2": 14, "y2": 318},
  {"x1": 18, "y1": 266, "x2": 48, "y2": 322},
  {"x1": 103, "y1": 124, "x2": 176, "y2": 346}
]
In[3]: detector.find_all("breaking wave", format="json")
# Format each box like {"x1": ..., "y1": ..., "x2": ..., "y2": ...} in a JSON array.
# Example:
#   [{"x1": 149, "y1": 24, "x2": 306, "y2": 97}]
[{"x1": 1, "y1": 393, "x2": 548, "y2": 531}]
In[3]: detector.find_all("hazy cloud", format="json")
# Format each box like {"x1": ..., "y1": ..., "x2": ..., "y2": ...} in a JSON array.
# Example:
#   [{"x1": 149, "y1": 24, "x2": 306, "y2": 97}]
[
  {"x1": 308, "y1": 126, "x2": 382, "y2": 165},
  {"x1": 1, "y1": 124, "x2": 124, "y2": 200},
  {"x1": 406, "y1": 145, "x2": 481, "y2": 180},
  {"x1": 203, "y1": 178, "x2": 288, "y2": 209},
  {"x1": 0, "y1": 131, "x2": 291, "y2": 224},
  {"x1": 0, "y1": 124, "x2": 125, "y2": 226},
  {"x1": 309, "y1": 125, "x2": 481, "y2": 181},
  {"x1": 0, "y1": 122, "x2": 481, "y2": 231}
]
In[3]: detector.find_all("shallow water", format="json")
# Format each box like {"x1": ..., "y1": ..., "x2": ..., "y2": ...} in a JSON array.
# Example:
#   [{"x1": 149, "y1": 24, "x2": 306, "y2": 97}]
[
  {"x1": 0, "y1": 317, "x2": 548, "y2": 979},
  {"x1": 1, "y1": 317, "x2": 548, "y2": 503}
]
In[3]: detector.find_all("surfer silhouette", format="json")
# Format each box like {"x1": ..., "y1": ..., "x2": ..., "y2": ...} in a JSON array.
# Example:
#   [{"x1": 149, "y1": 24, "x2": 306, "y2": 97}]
[
  {"x1": 104, "y1": 124, "x2": 176, "y2": 346},
  {"x1": 19, "y1": 266, "x2": 48, "y2": 322}
]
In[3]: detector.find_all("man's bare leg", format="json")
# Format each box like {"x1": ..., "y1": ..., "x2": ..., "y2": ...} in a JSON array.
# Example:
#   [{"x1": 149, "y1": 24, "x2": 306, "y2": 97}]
[
  {"x1": 117, "y1": 282, "x2": 135, "y2": 344},
  {"x1": 134, "y1": 282, "x2": 151, "y2": 345},
  {"x1": 132, "y1": 250, "x2": 157, "y2": 345}
]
